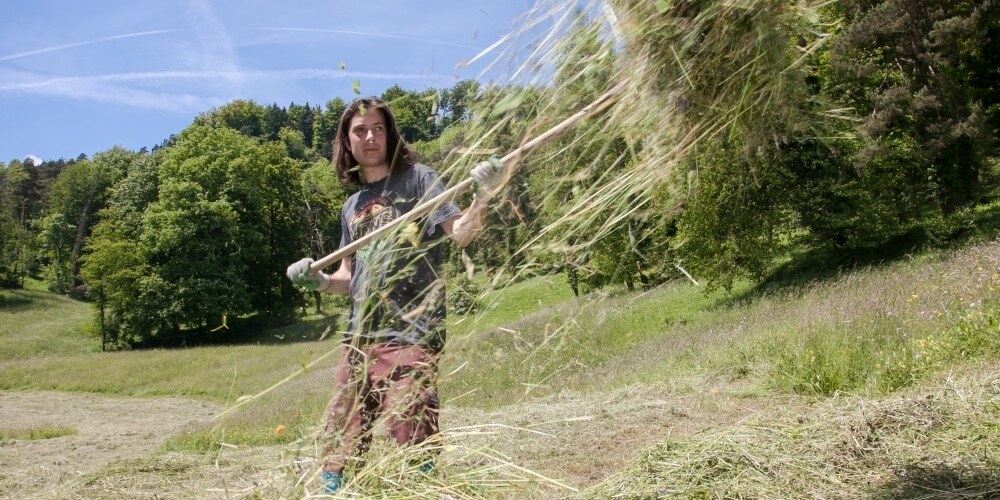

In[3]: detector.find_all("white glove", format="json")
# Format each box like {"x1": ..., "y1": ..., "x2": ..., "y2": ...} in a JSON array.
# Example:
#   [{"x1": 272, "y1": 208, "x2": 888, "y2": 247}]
[
  {"x1": 286, "y1": 257, "x2": 330, "y2": 291},
  {"x1": 470, "y1": 157, "x2": 508, "y2": 202}
]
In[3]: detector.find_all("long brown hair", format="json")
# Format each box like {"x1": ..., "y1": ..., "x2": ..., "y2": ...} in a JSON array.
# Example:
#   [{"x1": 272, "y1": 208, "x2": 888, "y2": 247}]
[{"x1": 332, "y1": 97, "x2": 418, "y2": 186}]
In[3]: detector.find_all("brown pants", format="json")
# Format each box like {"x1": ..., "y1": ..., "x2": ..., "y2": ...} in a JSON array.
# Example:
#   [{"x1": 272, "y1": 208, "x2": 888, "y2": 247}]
[{"x1": 322, "y1": 342, "x2": 439, "y2": 473}]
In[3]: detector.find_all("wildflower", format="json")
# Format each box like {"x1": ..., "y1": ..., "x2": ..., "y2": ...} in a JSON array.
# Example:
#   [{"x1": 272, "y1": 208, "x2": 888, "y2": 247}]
[{"x1": 275, "y1": 424, "x2": 286, "y2": 436}]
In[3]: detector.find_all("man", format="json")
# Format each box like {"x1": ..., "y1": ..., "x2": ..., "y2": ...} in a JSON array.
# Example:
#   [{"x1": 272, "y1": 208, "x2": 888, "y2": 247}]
[{"x1": 286, "y1": 96, "x2": 505, "y2": 494}]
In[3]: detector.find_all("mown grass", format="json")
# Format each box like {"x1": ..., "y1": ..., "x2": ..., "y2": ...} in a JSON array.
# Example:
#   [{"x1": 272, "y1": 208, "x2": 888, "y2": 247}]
[
  {"x1": 584, "y1": 362, "x2": 1000, "y2": 498},
  {"x1": 0, "y1": 303, "x2": 345, "y2": 449}
]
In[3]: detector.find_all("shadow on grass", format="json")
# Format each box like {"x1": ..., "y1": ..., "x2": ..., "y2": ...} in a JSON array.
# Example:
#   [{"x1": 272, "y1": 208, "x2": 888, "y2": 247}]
[
  {"x1": 0, "y1": 290, "x2": 34, "y2": 309},
  {"x1": 872, "y1": 461, "x2": 1000, "y2": 499},
  {"x1": 723, "y1": 203, "x2": 1000, "y2": 307},
  {"x1": 133, "y1": 312, "x2": 344, "y2": 350},
  {"x1": 0, "y1": 288, "x2": 80, "y2": 312}
]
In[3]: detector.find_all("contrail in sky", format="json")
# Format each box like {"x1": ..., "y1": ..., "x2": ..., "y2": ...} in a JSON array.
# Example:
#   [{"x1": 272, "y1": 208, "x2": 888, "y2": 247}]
[
  {"x1": 258, "y1": 27, "x2": 482, "y2": 50},
  {"x1": 0, "y1": 30, "x2": 183, "y2": 62},
  {"x1": 184, "y1": 0, "x2": 240, "y2": 76},
  {"x1": 0, "y1": 69, "x2": 457, "y2": 89},
  {"x1": 0, "y1": 68, "x2": 457, "y2": 111}
]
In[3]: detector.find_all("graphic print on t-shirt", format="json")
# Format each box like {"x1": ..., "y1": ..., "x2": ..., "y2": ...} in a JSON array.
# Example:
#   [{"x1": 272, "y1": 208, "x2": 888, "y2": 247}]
[{"x1": 352, "y1": 196, "x2": 397, "y2": 240}]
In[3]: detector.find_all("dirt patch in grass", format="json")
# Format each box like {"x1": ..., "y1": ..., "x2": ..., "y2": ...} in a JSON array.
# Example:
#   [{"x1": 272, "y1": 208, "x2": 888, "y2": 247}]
[{"x1": 0, "y1": 391, "x2": 219, "y2": 498}]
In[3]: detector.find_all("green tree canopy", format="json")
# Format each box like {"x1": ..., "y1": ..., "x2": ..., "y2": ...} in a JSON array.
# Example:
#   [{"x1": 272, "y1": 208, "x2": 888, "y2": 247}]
[{"x1": 83, "y1": 126, "x2": 305, "y2": 345}]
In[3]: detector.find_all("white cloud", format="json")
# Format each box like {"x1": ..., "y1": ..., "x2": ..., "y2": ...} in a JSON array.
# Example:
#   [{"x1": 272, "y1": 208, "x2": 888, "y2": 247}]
[
  {"x1": 0, "y1": 72, "x2": 222, "y2": 112},
  {"x1": 24, "y1": 154, "x2": 42, "y2": 164}
]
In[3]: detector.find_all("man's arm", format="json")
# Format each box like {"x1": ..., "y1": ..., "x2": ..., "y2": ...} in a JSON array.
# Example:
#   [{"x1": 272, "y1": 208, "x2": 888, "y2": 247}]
[
  {"x1": 322, "y1": 255, "x2": 352, "y2": 294},
  {"x1": 287, "y1": 254, "x2": 352, "y2": 293},
  {"x1": 441, "y1": 157, "x2": 508, "y2": 247},
  {"x1": 442, "y1": 197, "x2": 489, "y2": 248}
]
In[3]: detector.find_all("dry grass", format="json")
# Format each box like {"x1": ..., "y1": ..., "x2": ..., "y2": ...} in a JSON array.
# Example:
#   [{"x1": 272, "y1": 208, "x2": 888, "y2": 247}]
[{"x1": 584, "y1": 362, "x2": 1000, "y2": 498}]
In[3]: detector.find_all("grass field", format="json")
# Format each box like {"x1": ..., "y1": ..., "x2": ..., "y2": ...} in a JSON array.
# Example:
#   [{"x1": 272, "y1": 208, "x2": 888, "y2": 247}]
[
  {"x1": 0, "y1": 287, "x2": 95, "y2": 359},
  {"x1": 0, "y1": 239, "x2": 997, "y2": 497}
]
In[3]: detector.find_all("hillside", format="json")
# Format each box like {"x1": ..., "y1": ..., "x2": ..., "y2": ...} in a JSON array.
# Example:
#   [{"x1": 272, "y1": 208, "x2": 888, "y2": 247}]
[{"x1": 0, "y1": 239, "x2": 997, "y2": 498}]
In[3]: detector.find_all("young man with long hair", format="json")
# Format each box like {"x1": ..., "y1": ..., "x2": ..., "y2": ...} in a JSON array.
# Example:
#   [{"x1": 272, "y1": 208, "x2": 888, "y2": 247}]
[{"x1": 287, "y1": 96, "x2": 504, "y2": 493}]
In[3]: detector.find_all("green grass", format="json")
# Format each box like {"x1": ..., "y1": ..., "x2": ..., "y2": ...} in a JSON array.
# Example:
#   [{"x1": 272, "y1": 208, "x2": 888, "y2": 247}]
[
  {"x1": 0, "y1": 337, "x2": 342, "y2": 450},
  {"x1": 760, "y1": 306, "x2": 999, "y2": 396},
  {"x1": 447, "y1": 273, "x2": 577, "y2": 338},
  {"x1": 0, "y1": 425, "x2": 78, "y2": 442},
  {"x1": 0, "y1": 288, "x2": 97, "y2": 359},
  {"x1": 441, "y1": 239, "x2": 999, "y2": 409},
  {"x1": 441, "y1": 280, "x2": 738, "y2": 408},
  {"x1": 0, "y1": 318, "x2": 340, "y2": 399}
]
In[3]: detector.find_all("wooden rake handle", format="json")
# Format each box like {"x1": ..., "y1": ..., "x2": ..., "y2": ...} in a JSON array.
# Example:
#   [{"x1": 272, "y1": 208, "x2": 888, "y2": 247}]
[{"x1": 310, "y1": 80, "x2": 627, "y2": 272}]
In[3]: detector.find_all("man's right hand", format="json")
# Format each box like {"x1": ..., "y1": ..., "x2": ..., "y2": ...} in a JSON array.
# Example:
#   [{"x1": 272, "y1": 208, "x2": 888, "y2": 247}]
[
  {"x1": 286, "y1": 258, "x2": 330, "y2": 291},
  {"x1": 470, "y1": 157, "x2": 508, "y2": 202}
]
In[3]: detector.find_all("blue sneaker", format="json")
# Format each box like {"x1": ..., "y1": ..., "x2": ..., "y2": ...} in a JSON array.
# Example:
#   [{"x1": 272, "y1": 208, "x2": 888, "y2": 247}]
[{"x1": 322, "y1": 470, "x2": 342, "y2": 494}]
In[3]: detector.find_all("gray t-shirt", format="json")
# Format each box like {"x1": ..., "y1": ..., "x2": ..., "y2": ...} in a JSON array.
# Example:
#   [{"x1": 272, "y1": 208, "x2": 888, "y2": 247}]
[{"x1": 339, "y1": 164, "x2": 461, "y2": 351}]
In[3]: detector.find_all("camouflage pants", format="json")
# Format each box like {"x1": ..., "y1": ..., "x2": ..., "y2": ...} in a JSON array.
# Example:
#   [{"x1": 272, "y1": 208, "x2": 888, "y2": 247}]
[{"x1": 322, "y1": 342, "x2": 439, "y2": 473}]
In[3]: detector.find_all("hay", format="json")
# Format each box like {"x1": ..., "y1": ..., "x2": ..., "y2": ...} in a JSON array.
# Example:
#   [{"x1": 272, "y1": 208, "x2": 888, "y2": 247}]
[
  {"x1": 436, "y1": 0, "x2": 830, "y2": 285},
  {"x1": 583, "y1": 369, "x2": 1000, "y2": 498}
]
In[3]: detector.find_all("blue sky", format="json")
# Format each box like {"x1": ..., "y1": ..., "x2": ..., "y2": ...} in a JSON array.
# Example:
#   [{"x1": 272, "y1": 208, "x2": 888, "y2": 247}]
[{"x1": 0, "y1": 0, "x2": 540, "y2": 163}]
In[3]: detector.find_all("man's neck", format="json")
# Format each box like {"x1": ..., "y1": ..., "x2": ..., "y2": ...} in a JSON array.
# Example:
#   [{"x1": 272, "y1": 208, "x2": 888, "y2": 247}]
[{"x1": 361, "y1": 164, "x2": 389, "y2": 184}]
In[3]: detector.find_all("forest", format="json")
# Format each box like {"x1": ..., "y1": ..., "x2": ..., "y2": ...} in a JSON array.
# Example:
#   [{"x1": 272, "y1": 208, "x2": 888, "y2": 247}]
[{"x1": 1, "y1": 0, "x2": 997, "y2": 348}]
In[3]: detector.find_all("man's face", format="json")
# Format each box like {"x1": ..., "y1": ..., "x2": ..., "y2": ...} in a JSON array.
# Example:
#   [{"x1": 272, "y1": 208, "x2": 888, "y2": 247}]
[{"x1": 346, "y1": 108, "x2": 388, "y2": 170}]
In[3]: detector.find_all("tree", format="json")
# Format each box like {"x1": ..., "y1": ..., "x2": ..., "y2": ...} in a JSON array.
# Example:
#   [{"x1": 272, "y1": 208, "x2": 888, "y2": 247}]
[
  {"x1": 156, "y1": 126, "x2": 306, "y2": 324},
  {"x1": 0, "y1": 161, "x2": 32, "y2": 287},
  {"x1": 830, "y1": 0, "x2": 999, "y2": 215},
  {"x1": 313, "y1": 98, "x2": 347, "y2": 160},
  {"x1": 279, "y1": 127, "x2": 309, "y2": 161},
  {"x1": 298, "y1": 159, "x2": 350, "y2": 313},
  {"x1": 287, "y1": 102, "x2": 317, "y2": 147},
  {"x1": 263, "y1": 103, "x2": 289, "y2": 141},
  {"x1": 438, "y1": 80, "x2": 480, "y2": 129},
  {"x1": 383, "y1": 86, "x2": 437, "y2": 142},
  {"x1": 675, "y1": 143, "x2": 794, "y2": 291},
  {"x1": 82, "y1": 153, "x2": 160, "y2": 347},
  {"x1": 82, "y1": 126, "x2": 306, "y2": 345},
  {"x1": 35, "y1": 147, "x2": 134, "y2": 294},
  {"x1": 194, "y1": 99, "x2": 266, "y2": 138}
]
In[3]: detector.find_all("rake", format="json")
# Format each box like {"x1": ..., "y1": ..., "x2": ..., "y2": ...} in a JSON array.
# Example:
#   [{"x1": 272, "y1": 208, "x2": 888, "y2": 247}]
[{"x1": 309, "y1": 80, "x2": 628, "y2": 273}]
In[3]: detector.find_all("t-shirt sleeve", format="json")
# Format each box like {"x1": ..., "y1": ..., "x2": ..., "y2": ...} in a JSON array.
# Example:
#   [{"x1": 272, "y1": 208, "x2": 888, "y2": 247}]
[{"x1": 421, "y1": 168, "x2": 461, "y2": 235}]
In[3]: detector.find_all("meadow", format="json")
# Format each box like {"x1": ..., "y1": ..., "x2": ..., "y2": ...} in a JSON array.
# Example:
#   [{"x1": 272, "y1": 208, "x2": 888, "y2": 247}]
[{"x1": 0, "y1": 239, "x2": 997, "y2": 498}]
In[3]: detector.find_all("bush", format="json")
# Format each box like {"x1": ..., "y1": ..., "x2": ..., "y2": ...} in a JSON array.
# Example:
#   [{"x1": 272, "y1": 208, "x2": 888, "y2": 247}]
[{"x1": 448, "y1": 275, "x2": 481, "y2": 315}]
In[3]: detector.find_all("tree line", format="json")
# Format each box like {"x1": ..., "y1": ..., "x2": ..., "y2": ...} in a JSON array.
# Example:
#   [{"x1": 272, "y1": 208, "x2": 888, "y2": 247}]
[{"x1": 1, "y1": 0, "x2": 996, "y2": 348}]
